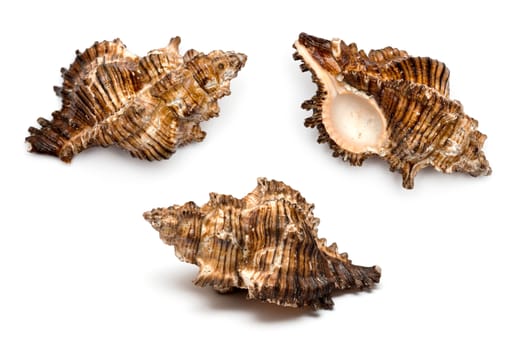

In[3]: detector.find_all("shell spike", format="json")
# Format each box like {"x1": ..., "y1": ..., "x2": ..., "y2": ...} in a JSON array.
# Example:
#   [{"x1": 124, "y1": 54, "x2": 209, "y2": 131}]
[
  {"x1": 168, "y1": 36, "x2": 181, "y2": 53},
  {"x1": 328, "y1": 242, "x2": 338, "y2": 253}
]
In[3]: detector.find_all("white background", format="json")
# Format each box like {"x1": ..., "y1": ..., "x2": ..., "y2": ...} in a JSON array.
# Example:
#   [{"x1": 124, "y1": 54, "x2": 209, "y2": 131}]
[{"x1": 1, "y1": 0, "x2": 522, "y2": 349}]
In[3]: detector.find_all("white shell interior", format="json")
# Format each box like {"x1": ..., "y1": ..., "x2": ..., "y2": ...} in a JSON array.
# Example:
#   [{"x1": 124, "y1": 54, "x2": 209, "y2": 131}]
[
  {"x1": 295, "y1": 40, "x2": 388, "y2": 155},
  {"x1": 325, "y1": 91, "x2": 387, "y2": 154}
]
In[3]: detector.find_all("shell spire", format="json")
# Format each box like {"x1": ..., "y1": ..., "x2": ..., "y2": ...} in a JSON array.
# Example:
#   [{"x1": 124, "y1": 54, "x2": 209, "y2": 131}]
[
  {"x1": 293, "y1": 32, "x2": 491, "y2": 189},
  {"x1": 144, "y1": 177, "x2": 380, "y2": 309},
  {"x1": 26, "y1": 37, "x2": 246, "y2": 162}
]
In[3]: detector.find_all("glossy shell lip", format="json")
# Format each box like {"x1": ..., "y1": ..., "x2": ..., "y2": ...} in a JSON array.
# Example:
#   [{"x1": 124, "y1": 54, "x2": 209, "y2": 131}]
[{"x1": 295, "y1": 38, "x2": 388, "y2": 155}]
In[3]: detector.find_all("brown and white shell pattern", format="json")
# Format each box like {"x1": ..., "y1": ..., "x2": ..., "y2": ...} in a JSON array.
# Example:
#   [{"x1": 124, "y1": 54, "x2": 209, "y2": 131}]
[
  {"x1": 26, "y1": 37, "x2": 246, "y2": 162},
  {"x1": 293, "y1": 33, "x2": 491, "y2": 189},
  {"x1": 144, "y1": 178, "x2": 381, "y2": 309}
]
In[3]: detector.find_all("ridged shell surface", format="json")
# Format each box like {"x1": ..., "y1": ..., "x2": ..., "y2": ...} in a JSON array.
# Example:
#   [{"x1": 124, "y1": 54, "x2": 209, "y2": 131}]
[
  {"x1": 26, "y1": 37, "x2": 246, "y2": 162},
  {"x1": 144, "y1": 178, "x2": 380, "y2": 309},
  {"x1": 293, "y1": 33, "x2": 491, "y2": 189}
]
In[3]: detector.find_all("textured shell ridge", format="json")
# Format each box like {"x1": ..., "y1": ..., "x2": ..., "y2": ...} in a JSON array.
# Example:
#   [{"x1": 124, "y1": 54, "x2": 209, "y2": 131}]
[
  {"x1": 144, "y1": 178, "x2": 380, "y2": 309},
  {"x1": 293, "y1": 32, "x2": 491, "y2": 188},
  {"x1": 26, "y1": 37, "x2": 247, "y2": 162}
]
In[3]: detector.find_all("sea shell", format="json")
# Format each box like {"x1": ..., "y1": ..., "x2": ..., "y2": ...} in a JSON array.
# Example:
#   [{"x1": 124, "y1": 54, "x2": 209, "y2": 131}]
[
  {"x1": 144, "y1": 178, "x2": 380, "y2": 309},
  {"x1": 26, "y1": 37, "x2": 246, "y2": 162},
  {"x1": 293, "y1": 33, "x2": 491, "y2": 189}
]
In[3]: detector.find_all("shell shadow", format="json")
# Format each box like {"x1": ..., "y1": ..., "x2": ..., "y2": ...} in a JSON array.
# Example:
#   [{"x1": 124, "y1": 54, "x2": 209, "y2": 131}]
[{"x1": 155, "y1": 266, "x2": 320, "y2": 322}]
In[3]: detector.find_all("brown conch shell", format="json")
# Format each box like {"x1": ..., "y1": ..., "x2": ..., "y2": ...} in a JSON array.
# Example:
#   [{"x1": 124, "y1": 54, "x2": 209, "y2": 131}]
[
  {"x1": 293, "y1": 33, "x2": 491, "y2": 189},
  {"x1": 26, "y1": 37, "x2": 246, "y2": 162},
  {"x1": 144, "y1": 178, "x2": 380, "y2": 309}
]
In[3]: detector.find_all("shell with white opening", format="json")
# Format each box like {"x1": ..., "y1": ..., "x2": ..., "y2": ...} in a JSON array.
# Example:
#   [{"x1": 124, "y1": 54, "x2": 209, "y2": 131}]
[{"x1": 294, "y1": 32, "x2": 491, "y2": 189}]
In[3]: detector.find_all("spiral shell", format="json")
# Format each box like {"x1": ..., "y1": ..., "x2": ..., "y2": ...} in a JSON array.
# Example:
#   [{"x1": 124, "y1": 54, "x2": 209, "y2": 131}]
[
  {"x1": 144, "y1": 178, "x2": 380, "y2": 309},
  {"x1": 293, "y1": 33, "x2": 491, "y2": 189},
  {"x1": 26, "y1": 37, "x2": 246, "y2": 162}
]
